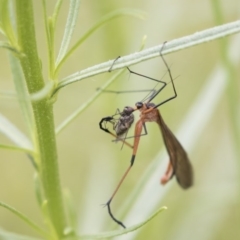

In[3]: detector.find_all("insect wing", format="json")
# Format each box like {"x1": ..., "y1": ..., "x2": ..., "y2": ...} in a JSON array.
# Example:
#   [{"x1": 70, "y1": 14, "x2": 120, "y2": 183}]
[{"x1": 157, "y1": 112, "x2": 193, "y2": 189}]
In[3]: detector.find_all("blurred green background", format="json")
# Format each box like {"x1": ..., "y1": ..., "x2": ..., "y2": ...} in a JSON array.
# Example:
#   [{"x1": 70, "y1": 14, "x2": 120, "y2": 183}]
[{"x1": 0, "y1": 0, "x2": 240, "y2": 239}]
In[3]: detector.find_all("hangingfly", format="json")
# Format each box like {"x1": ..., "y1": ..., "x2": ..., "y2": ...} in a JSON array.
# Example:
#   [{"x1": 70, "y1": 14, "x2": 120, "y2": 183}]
[{"x1": 99, "y1": 42, "x2": 193, "y2": 228}]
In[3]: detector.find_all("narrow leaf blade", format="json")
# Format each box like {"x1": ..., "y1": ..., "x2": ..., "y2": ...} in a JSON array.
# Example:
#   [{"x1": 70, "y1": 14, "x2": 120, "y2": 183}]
[{"x1": 56, "y1": 0, "x2": 81, "y2": 65}]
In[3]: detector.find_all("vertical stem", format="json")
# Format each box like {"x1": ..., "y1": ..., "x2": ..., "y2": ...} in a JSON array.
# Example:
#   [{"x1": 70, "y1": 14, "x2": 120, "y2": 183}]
[{"x1": 15, "y1": 0, "x2": 66, "y2": 237}]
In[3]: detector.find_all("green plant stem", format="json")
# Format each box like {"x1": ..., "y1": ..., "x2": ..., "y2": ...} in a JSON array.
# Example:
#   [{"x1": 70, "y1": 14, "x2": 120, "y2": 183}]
[{"x1": 15, "y1": 0, "x2": 66, "y2": 237}]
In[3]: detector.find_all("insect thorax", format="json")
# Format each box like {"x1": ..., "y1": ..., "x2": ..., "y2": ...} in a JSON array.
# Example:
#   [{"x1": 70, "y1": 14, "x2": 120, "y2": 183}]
[{"x1": 114, "y1": 114, "x2": 134, "y2": 136}]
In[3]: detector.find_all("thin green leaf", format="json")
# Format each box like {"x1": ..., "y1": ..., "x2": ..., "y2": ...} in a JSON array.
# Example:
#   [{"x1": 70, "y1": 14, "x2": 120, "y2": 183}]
[
  {"x1": 63, "y1": 189, "x2": 77, "y2": 232},
  {"x1": 139, "y1": 35, "x2": 147, "y2": 51},
  {"x1": 0, "y1": 21, "x2": 5, "y2": 35},
  {"x1": 0, "y1": 112, "x2": 32, "y2": 149},
  {"x1": 33, "y1": 173, "x2": 45, "y2": 209},
  {"x1": 0, "y1": 202, "x2": 50, "y2": 238},
  {"x1": 56, "y1": 69, "x2": 125, "y2": 134},
  {"x1": 0, "y1": 27, "x2": 5, "y2": 35},
  {"x1": 0, "y1": 41, "x2": 20, "y2": 54},
  {"x1": 54, "y1": 8, "x2": 146, "y2": 75},
  {"x1": 41, "y1": 0, "x2": 52, "y2": 71},
  {"x1": 0, "y1": 229, "x2": 42, "y2": 240},
  {"x1": 0, "y1": 0, "x2": 17, "y2": 46},
  {"x1": 9, "y1": 53, "x2": 35, "y2": 143},
  {"x1": 41, "y1": 0, "x2": 48, "y2": 35},
  {"x1": 41, "y1": 0, "x2": 55, "y2": 78},
  {"x1": 55, "y1": 0, "x2": 81, "y2": 66},
  {"x1": 53, "y1": 20, "x2": 240, "y2": 96},
  {"x1": 0, "y1": 90, "x2": 17, "y2": 99},
  {"x1": 52, "y1": 0, "x2": 64, "y2": 29},
  {"x1": 0, "y1": 144, "x2": 33, "y2": 154},
  {"x1": 78, "y1": 207, "x2": 167, "y2": 239},
  {"x1": 41, "y1": 201, "x2": 59, "y2": 239}
]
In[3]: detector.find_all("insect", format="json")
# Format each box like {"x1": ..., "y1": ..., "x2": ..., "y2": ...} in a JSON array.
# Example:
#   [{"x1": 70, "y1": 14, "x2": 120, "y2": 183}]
[
  {"x1": 99, "y1": 42, "x2": 193, "y2": 228},
  {"x1": 99, "y1": 107, "x2": 135, "y2": 149}
]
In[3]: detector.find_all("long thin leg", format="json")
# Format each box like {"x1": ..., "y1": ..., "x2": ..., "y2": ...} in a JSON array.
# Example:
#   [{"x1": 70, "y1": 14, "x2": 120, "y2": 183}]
[
  {"x1": 108, "y1": 55, "x2": 167, "y2": 87},
  {"x1": 151, "y1": 41, "x2": 177, "y2": 108},
  {"x1": 109, "y1": 56, "x2": 121, "y2": 72},
  {"x1": 106, "y1": 53, "x2": 169, "y2": 102},
  {"x1": 112, "y1": 122, "x2": 148, "y2": 141},
  {"x1": 119, "y1": 129, "x2": 130, "y2": 150},
  {"x1": 126, "y1": 67, "x2": 167, "y2": 85},
  {"x1": 107, "y1": 43, "x2": 175, "y2": 107},
  {"x1": 105, "y1": 119, "x2": 144, "y2": 228},
  {"x1": 96, "y1": 88, "x2": 156, "y2": 94},
  {"x1": 106, "y1": 45, "x2": 174, "y2": 105},
  {"x1": 160, "y1": 161, "x2": 174, "y2": 185},
  {"x1": 126, "y1": 67, "x2": 167, "y2": 101},
  {"x1": 105, "y1": 163, "x2": 132, "y2": 228}
]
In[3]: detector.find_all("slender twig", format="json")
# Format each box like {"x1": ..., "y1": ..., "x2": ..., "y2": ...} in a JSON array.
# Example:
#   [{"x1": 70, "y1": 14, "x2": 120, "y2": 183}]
[{"x1": 53, "y1": 20, "x2": 240, "y2": 95}]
